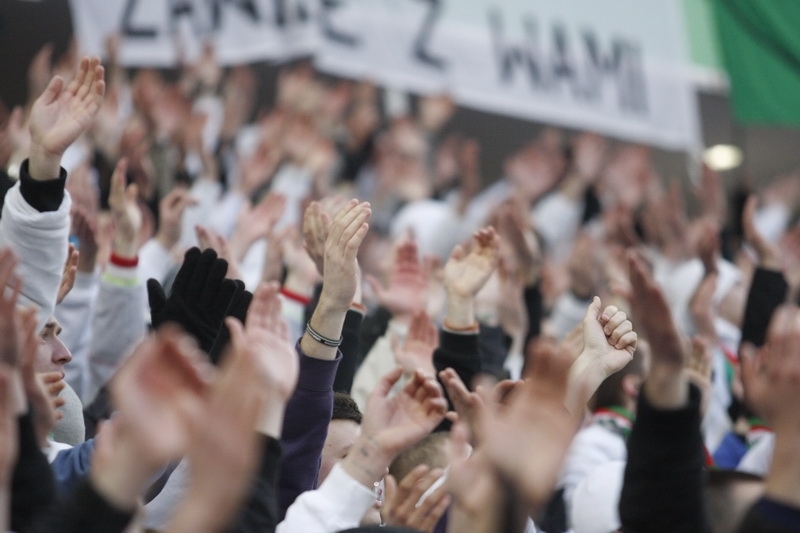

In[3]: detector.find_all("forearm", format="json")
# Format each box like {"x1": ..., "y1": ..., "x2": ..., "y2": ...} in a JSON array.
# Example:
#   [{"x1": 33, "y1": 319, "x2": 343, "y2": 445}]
[
  {"x1": 28, "y1": 144, "x2": 62, "y2": 182},
  {"x1": 340, "y1": 435, "x2": 393, "y2": 488},
  {"x1": 278, "y1": 347, "x2": 341, "y2": 517},
  {"x1": 444, "y1": 292, "x2": 476, "y2": 329},
  {"x1": 620, "y1": 384, "x2": 711, "y2": 533},
  {"x1": 644, "y1": 365, "x2": 690, "y2": 410},
  {"x1": 300, "y1": 294, "x2": 347, "y2": 361}
]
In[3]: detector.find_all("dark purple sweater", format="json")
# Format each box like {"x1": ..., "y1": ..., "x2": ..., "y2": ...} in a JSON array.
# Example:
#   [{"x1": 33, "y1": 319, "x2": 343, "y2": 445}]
[{"x1": 277, "y1": 343, "x2": 342, "y2": 520}]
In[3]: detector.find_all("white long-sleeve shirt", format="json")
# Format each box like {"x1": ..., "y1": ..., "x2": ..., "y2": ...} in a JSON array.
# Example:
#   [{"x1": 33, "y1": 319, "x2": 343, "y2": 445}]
[{"x1": 277, "y1": 463, "x2": 376, "y2": 533}]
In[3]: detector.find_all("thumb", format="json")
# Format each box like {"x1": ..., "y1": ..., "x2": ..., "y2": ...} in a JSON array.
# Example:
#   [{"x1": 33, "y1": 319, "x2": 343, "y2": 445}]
[
  {"x1": 384, "y1": 474, "x2": 397, "y2": 508},
  {"x1": 583, "y1": 296, "x2": 602, "y2": 324},
  {"x1": 40, "y1": 75, "x2": 64, "y2": 105},
  {"x1": 147, "y1": 279, "x2": 168, "y2": 315},
  {"x1": 224, "y1": 317, "x2": 245, "y2": 352}
]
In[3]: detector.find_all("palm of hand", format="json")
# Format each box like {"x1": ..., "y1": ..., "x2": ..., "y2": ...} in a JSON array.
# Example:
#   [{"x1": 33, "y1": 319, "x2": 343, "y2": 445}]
[
  {"x1": 368, "y1": 393, "x2": 434, "y2": 454},
  {"x1": 30, "y1": 90, "x2": 92, "y2": 156},
  {"x1": 381, "y1": 277, "x2": 426, "y2": 314},
  {"x1": 114, "y1": 365, "x2": 198, "y2": 465},
  {"x1": 249, "y1": 329, "x2": 299, "y2": 401},
  {"x1": 395, "y1": 338, "x2": 433, "y2": 372},
  {"x1": 484, "y1": 399, "x2": 572, "y2": 507},
  {"x1": 445, "y1": 253, "x2": 495, "y2": 298}
]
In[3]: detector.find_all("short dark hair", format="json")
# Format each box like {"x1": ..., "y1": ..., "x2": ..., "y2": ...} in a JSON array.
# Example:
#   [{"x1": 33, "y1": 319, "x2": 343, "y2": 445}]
[
  {"x1": 389, "y1": 431, "x2": 450, "y2": 481},
  {"x1": 332, "y1": 392, "x2": 362, "y2": 424}
]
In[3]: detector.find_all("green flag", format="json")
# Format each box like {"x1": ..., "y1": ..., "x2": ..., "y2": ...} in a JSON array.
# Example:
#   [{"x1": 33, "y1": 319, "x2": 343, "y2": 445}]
[{"x1": 712, "y1": 0, "x2": 800, "y2": 126}]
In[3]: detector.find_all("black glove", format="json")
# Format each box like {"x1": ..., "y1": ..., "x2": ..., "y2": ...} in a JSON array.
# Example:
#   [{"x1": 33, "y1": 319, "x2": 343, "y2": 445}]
[
  {"x1": 147, "y1": 248, "x2": 238, "y2": 353},
  {"x1": 208, "y1": 280, "x2": 253, "y2": 365}
]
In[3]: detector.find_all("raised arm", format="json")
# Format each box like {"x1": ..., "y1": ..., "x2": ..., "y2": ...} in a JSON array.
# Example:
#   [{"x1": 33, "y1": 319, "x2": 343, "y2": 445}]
[
  {"x1": 738, "y1": 305, "x2": 800, "y2": 531},
  {"x1": 278, "y1": 200, "x2": 371, "y2": 517},
  {"x1": 618, "y1": 251, "x2": 712, "y2": 533},
  {"x1": 1, "y1": 57, "x2": 104, "y2": 330},
  {"x1": 435, "y1": 227, "x2": 499, "y2": 414}
]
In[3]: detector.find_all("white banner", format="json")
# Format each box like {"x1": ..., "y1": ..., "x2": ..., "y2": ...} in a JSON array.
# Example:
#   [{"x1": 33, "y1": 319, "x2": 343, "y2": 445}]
[
  {"x1": 69, "y1": 0, "x2": 320, "y2": 66},
  {"x1": 69, "y1": 0, "x2": 700, "y2": 151}
]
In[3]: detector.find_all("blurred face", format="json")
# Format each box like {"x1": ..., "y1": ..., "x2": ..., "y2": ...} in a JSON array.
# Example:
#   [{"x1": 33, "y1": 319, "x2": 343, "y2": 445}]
[
  {"x1": 319, "y1": 419, "x2": 360, "y2": 484},
  {"x1": 35, "y1": 317, "x2": 72, "y2": 376}
]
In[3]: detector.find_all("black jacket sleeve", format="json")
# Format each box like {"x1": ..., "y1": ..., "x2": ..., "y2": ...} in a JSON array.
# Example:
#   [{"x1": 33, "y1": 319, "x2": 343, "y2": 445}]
[
  {"x1": 619, "y1": 385, "x2": 712, "y2": 533},
  {"x1": 434, "y1": 329, "x2": 481, "y2": 431},
  {"x1": 30, "y1": 478, "x2": 133, "y2": 533},
  {"x1": 357, "y1": 306, "x2": 392, "y2": 366},
  {"x1": 523, "y1": 282, "x2": 544, "y2": 349},
  {"x1": 18, "y1": 159, "x2": 68, "y2": 212},
  {"x1": 333, "y1": 309, "x2": 365, "y2": 393},
  {"x1": 741, "y1": 267, "x2": 788, "y2": 348},
  {"x1": 11, "y1": 412, "x2": 56, "y2": 532},
  {"x1": 229, "y1": 437, "x2": 283, "y2": 533}
]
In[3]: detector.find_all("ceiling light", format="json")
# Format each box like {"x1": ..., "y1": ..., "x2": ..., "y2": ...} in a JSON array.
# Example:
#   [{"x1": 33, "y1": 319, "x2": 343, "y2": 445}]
[{"x1": 703, "y1": 144, "x2": 743, "y2": 171}]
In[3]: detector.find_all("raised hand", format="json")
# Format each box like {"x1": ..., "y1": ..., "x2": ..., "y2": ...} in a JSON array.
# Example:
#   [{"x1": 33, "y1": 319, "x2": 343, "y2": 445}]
[
  {"x1": 0, "y1": 365, "x2": 17, "y2": 495},
  {"x1": 438, "y1": 367, "x2": 487, "y2": 438},
  {"x1": 479, "y1": 338, "x2": 576, "y2": 510},
  {"x1": 301, "y1": 200, "x2": 332, "y2": 276},
  {"x1": 225, "y1": 282, "x2": 299, "y2": 437},
  {"x1": 108, "y1": 158, "x2": 142, "y2": 259},
  {"x1": 739, "y1": 305, "x2": 800, "y2": 509},
  {"x1": 319, "y1": 199, "x2": 371, "y2": 311},
  {"x1": 56, "y1": 244, "x2": 79, "y2": 305},
  {"x1": 366, "y1": 236, "x2": 429, "y2": 317},
  {"x1": 0, "y1": 250, "x2": 22, "y2": 367},
  {"x1": 229, "y1": 192, "x2": 286, "y2": 261},
  {"x1": 393, "y1": 310, "x2": 437, "y2": 375},
  {"x1": 29, "y1": 56, "x2": 105, "y2": 180},
  {"x1": 195, "y1": 225, "x2": 243, "y2": 282},
  {"x1": 443, "y1": 227, "x2": 500, "y2": 299},
  {"x1": 382, "y1": 465, "x2": 450, "y2": 532},
  {"x1": 18, "y1": 308, "x2": 57, "y2": 446},
  {"x1": 686, "y1": 336, "x2": 714, "y2": 418},
  {"x1": 566, "y1": 297, "x2": 638, "y2": 417},
  {"x1": 156, "y1": 186, "x2": 197, "y2": 251},
  {"x1": 365, "y1": 368, "x2": 446, "y2": 456},
  {"x1": 109, "y1": 326, "x2": 209, "y2": 471},
  {"x1": 693, "y1": 216, "x2": 720, "y2": 275},
  {"x1": 71, "y1": 206, "x2": 99, "y2": 273},
  {"x1": 167, "y1": 312, "x2": 268, "y2": 533},
  {"x1": 341, "y1": 367, "x2": 447, "y2": 488},
  {"x1": 147, "y1": 247, "x2": 239, "y2": 353},
  {"x1": 743, "y1": 195, "x2": 782, "y2": 270},
  {"x1": 628, "y1": 251, "x2": 688, "y2": 408}
]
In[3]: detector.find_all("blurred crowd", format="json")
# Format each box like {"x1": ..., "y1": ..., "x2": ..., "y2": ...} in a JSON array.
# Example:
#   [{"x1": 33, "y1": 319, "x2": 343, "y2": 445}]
[{"x1": 1, "y1": 37, "x2": 800, "y2": 533}]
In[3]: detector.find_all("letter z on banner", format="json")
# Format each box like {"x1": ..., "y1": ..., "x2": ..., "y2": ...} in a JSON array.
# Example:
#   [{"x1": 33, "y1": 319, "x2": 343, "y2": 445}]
[
  {"x1": 316, "y1": 0, "x2": 700, "y2": 151},
  {"x1": 69, "y1": 0, "x2": 319, "y2": 66}
]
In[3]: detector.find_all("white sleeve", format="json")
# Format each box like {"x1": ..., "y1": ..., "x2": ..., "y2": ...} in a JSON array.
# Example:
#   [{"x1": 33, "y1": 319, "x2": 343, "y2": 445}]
[
  {"x1": 84, "y1": 264, "x2": 147, "y2": 402},
  {"x1": 532, "y1": 191, "x2": 583, "y2": 262},
  {"x1": 138, "y1": 238, "x2": 176, "y2": 286},
  {"x1": 55, "y1": 270, "x2": 99, "y2": 402},
  {"x1": 0, "y1": 182, "x2": 71, "y2": 330},
  {"x1": 208, "y1": 189, "x2": 247, "y2": 239},
  {"x1": 276, "y1": 463, "x2": 377, "y2": 533}
]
